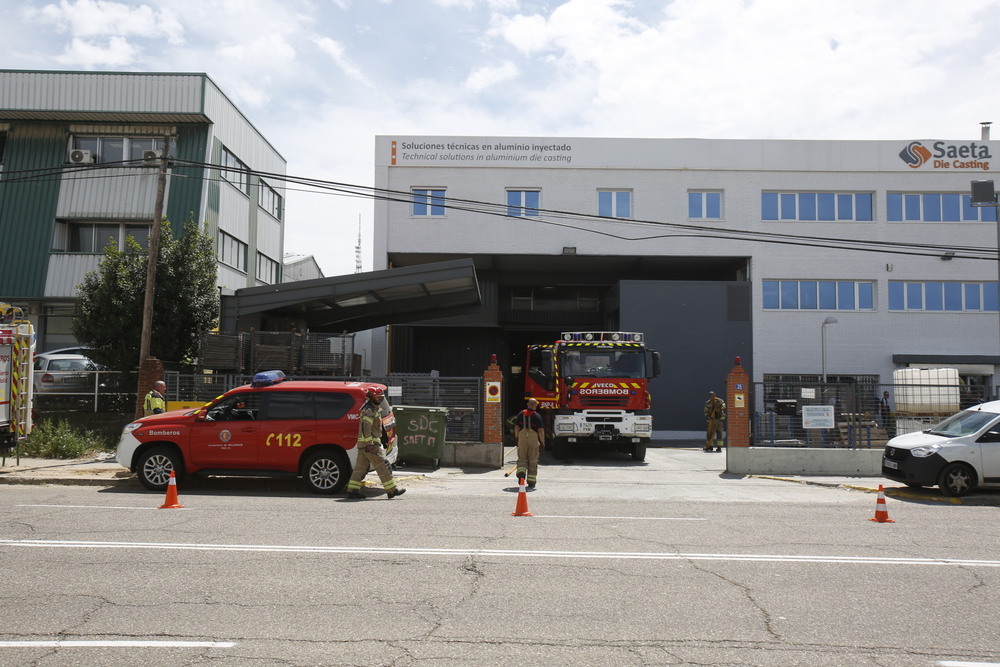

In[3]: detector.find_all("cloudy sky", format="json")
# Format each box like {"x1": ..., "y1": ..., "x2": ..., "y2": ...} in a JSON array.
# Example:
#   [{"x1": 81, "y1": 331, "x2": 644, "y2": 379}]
[{"x1": 5, "y1": 0, "x2": 1000, "y2": 276}]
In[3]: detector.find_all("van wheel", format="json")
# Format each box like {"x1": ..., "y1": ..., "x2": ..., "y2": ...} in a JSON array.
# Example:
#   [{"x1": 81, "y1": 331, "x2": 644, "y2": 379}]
[
  {"x1": 303, "y1": 450, "x2": 349, "y2": 494},
  {"x1": 136, "y1": 446, "x2": 182, "y2": 491},
  {"x1": 938, "y1": 462, "x2": 976, "y2": 497},
  {"x1": 552, "y1": 438, "x2": 568, "y2": 460}
]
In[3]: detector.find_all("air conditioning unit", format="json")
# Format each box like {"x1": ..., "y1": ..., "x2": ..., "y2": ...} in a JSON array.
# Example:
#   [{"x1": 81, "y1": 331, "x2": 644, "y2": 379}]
[
  {"x1": 68, "y1": 149, "x2": 94, "y2": 164},
  {"x1": 142, "y1": 150, "x2": 159, "y2": 163}
]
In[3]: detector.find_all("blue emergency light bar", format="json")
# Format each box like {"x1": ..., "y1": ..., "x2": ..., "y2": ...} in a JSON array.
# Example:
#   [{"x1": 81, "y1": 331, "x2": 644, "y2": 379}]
[{"x1": 251, "y1": 370, "x2": 286, "y2": 387}]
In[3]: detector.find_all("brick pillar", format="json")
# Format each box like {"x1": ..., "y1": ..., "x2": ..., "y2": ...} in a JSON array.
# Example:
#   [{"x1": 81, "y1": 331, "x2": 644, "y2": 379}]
[
  {"x1": 726, "y1": 357, "x2": 751, "y2": 447},
  {"x1": 482, "y1": 354, "x2": 503, "y2": 444},
  {"x1": 135, "y1": 356, "x2": 164, "y2": 420}
]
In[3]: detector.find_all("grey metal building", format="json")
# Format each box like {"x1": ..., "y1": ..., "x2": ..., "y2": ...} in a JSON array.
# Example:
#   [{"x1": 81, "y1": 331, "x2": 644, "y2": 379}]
[
  {"x1": 372, "y1": 134, "x2": 999, "y2": 433},
  {"x1": 0, "y1": 70, "x2": 286, "y2": 351}
]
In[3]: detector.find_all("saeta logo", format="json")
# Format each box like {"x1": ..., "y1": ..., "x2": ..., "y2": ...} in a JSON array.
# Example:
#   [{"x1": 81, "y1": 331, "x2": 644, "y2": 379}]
[{"x1": 899, "y1": 142, "x2": 932, "y2": 168}]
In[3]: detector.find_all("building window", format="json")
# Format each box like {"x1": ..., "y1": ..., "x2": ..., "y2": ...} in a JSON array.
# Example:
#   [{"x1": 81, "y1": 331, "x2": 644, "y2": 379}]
[
  {"x1": 598, "y1": 190, "x2": 631, "y2": 218},
  {"x1": 886, "y1": 193, "x2": 996, "y2": 222},
  {"x1": 0, "y1": 130, "x2": 7, "y2": 164},
  {"x1": 217, "y1": 231, "x2": 247, "y2": 272},
  {"x1": 52, "y1": 221, "x2": 150, "y2": 253},
  {"x1": 689, "y1": 191, "x2": 722, "y2": 219},
  {"x1": 256, "y1": 252, "x2": 280, "y2": 284},
  {"x1": 761, "y1": 192, "x2": 874, "y2": 221},
  {"x1": 71, "y1": 136, "x2": 171, "y2": 164},
  {"x1": 507, "y1": 189, "x2": 540, "y2": 217},
  {"x1": 259, "y1": 179, "x2": 283, "y2": 221},
  {"x1": 412, "y1": 189, "x2": 446, "y2": 216},
  {"x1": 888, "y1": 281, "x2": 998, "y2": 311},
  {"x1": 221, "y1": 147, "x2": 249, "y2": 193},
  {"x1": 762, "y1": 280, "x2": 875, "y2": 311}
]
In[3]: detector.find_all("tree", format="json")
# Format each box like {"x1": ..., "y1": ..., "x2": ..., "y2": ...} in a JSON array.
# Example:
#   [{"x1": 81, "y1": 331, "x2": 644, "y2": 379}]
[{"x1": 72, "y1": 217, "x2": 219, "y2": 379}]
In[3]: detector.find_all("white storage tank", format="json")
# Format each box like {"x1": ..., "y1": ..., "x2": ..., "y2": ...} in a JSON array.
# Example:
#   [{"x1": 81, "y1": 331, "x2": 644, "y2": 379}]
[{"x1": 892, "y1": 368, "x2": 960, "y2": 414}]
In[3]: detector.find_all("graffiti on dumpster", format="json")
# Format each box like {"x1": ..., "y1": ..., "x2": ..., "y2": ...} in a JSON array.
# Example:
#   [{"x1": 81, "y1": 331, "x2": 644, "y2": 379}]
[{"x1": 402, "y1": 412, "x2": 443, "y2": 448}]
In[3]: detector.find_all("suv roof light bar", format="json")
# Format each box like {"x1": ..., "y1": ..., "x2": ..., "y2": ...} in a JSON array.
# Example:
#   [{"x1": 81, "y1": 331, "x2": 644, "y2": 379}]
[{"x1": 251, "y1": 370, "x2": 286, "y2": 387}]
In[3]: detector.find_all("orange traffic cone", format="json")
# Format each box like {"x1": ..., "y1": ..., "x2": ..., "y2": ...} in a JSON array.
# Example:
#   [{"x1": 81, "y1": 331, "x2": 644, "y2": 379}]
[
  {"x1": 869, "y1": 484, "x2": 894, "y2": 523},
  {"x1": 159, "y1": 470, "x2": 185, "y2": 509},
  {"x1": 511, "y1": 477, "x2": 532, "y2": 517}
]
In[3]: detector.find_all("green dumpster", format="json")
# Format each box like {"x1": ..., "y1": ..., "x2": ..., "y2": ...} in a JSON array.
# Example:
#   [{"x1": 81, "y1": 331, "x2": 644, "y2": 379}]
[{"x1": 392, "y1": 405, "x2": 448, "y2": 469}]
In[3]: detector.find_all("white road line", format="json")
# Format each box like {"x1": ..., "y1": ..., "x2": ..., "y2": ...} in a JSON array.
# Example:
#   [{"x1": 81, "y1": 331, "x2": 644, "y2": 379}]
[
  {"x1": 937, "y1": 662, "x2": 1000, "y2": 666},
  {"x1": 532, "y1": 515, "x2": 706, "y2": 521},
  {"x1": 2, "y1": 539, "x2": 999, "y2": 567},
  {"x1": 16, "y1": 504, "x2": 189, "y2": 511},
  {"x1": 0, "y1": 641, "x2": 235, "y2": 647}
]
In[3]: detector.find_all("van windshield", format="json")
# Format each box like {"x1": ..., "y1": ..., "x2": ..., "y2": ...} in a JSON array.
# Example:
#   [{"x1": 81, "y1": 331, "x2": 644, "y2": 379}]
[{"x1": 926, "y1": 409, "x2": 1000, "y2": 437}]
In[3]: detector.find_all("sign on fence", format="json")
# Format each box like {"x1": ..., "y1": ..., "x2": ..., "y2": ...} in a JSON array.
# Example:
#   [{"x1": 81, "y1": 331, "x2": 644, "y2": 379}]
[{"x1": 801, "y1": 405, "x2": 835, "y2": 429}]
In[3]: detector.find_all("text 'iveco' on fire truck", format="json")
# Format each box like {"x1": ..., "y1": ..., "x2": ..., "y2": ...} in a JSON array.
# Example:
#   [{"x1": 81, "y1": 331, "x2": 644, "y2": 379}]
[{"x1": 524, "y1": 331, "x2": 660, "y2": 461}]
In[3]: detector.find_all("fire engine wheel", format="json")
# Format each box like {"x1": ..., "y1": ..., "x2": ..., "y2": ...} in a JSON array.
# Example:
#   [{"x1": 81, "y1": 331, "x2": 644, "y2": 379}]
[
  {"x1": 551, "y1": 438, "x2": 568, "y2": 460},
  {"x1": 136, "y1": 446, "x2": 182, "y2": 491},
  {"x1": 631, "y1": 440, "x2": 647, "y2": 462},
  {"x1": 302, "y1": 450, "x2": 349, "y2": 495}
]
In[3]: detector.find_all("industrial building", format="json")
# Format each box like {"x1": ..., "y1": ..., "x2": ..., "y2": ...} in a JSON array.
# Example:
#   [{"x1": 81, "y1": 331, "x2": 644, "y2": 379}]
[
  {"x1": 0, "y1": 70, "x2": 287, "y2": 352},
  {"x1": 372, "y1": 134, "x2": 1000, "y2": 433}
]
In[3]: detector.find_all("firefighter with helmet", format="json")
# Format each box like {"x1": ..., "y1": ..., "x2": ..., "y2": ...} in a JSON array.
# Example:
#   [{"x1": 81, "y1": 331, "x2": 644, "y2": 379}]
[{"x1": 347, "y1": 387, "x2": 406, "y2": 499}]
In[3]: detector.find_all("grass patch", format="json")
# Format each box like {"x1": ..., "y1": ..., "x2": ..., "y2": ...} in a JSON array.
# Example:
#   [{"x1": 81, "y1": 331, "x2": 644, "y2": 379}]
[{"x1": 19, "y1": 418, "x2": 111, "y2": 459}]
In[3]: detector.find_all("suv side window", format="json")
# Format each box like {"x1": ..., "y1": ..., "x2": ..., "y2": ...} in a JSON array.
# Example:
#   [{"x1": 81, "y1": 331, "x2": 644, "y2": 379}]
[
  {"x1": 206, "y1": 393, "x2": 261, "y2": 421},
  {"x1": 315, "y1": 392, "x2": 356, "y2": 420},
  {"x1": 262, "y1": 392, "x2": 315, "y2": 420}
]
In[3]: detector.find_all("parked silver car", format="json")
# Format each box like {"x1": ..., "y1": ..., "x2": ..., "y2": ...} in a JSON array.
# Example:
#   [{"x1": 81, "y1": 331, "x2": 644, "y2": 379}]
[{"x1": 33, "y1": 353, "x2": 98, "y2": 394}]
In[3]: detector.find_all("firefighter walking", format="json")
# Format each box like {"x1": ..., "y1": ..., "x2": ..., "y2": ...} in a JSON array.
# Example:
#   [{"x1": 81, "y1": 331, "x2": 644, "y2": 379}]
[
  {"x1": 704, "y1": 390, "x2": 726, "y2": 452},
  {"x1": 347, "y1": 387, "x2": 406, "y2": 499},
  {"x1": 513, "y1": 398, "x2": 545, "y2": 488}
]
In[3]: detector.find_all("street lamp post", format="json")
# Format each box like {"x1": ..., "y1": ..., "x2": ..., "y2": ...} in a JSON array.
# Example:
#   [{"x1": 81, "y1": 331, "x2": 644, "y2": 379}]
[{"x1": 821, "y1": 316, "x2": 838, "y2": 383}]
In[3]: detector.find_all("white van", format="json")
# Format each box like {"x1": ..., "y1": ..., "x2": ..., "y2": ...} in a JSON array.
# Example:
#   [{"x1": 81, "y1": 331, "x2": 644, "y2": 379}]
[{"x1": 882, "y1": 400, "x2": 1000, "y2": 497}]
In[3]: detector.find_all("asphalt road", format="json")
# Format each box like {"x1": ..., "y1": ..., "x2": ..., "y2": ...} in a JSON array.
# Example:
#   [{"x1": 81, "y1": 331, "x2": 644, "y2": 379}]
[{"x1": 1, "y1": 448, "x2": 998, "y2": 666}]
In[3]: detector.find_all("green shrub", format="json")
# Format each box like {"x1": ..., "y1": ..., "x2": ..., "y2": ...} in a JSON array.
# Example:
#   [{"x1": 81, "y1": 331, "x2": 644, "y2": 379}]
[{"x1": 20, "y1": 419, "x2": 110, "y2": 459}]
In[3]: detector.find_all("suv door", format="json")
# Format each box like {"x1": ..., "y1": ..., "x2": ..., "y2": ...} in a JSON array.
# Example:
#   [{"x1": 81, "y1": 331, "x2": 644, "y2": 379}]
[
  {"x1": 189, "y1": 393, "x2": 261, "y2": 467},
  {"x1": 257, "y1": 391, "x2": 319, "y2": 470}
]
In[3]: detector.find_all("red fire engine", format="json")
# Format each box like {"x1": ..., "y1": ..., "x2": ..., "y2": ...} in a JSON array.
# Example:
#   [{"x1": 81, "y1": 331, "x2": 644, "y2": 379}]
[{"x1": 523, "y1": 331, "x2": 660, "y2": 461}]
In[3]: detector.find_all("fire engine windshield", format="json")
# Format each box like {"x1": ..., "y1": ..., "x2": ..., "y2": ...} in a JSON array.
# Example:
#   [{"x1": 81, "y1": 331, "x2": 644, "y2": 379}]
[{"x1": 560, "y1": 348, "x2": 645, "y2": 378}]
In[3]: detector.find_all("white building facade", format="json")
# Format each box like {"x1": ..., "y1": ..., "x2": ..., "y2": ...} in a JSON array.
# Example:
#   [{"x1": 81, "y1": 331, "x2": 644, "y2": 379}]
[{"x1": 373, "y1": 135, "x2": 999, "y2": 432}]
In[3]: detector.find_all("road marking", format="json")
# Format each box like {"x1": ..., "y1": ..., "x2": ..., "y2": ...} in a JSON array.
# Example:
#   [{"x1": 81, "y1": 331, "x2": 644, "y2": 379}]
[
  {"x1": 3, "y1": 539, "x2": 1000, "y2": 567},
  {"x1": 937, "y1": 662, "x2": 1000, "y2": 666},
  {"x1": 16, "y1": 504, "x2": 189, "y2": 511},
  {"x1": 0, "y1": 641, "x2": 235, "y2": 647},
  {"x1": 532, "y1": 515, "x2": 706, "y2": 521}
]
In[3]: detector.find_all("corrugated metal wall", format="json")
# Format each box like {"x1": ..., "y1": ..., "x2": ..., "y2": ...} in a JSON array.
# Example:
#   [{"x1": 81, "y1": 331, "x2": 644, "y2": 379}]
[{"x1": 0, "y1": 122, "x2": 64, "y2": 297}]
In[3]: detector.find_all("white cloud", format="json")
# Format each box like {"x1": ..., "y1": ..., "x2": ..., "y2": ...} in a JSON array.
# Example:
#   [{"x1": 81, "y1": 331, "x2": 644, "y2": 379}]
[
  {"x1": 465, "y1": 60, "x2": 518, "y2": 91},
  {"x1": 313, "y1": 36, "x2": 373, "y2": 86},
  {"x1": 53, "y1": 34, "x2": 138, "y2": 67},
  {"x1": 29, "y1": 0, "x2": 185, "y2": 45}
]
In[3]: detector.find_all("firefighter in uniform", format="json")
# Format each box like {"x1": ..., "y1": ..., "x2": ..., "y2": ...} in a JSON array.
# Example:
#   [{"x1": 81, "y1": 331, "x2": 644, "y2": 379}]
[
  {"x1": 347, "y1": 387, "x2": 406, "y2": 499},
  {"x1": 704, "y1": 391, "x2": 726, "y2": 452},
  {"x1": 513, "y1": 398, "x2": 545, "y2": 488},
  {"x1": 143, "y1": 380, "x2": 167, "y2": 416}
]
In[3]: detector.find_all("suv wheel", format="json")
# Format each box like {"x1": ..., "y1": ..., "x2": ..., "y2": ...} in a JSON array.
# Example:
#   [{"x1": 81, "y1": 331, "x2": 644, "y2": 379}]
[
  {"x1": 303, "y1": 450, "x2": 349, "y2": 494},
  {"x1": 136, "y1": 446, "x2": 182, "y2": 491},
  {"x1": 938, "y1": 462, "x2": 976, "y2": 497}
]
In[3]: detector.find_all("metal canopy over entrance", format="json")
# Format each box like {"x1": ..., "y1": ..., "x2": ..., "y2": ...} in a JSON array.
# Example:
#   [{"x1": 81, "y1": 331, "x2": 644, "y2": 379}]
[{"x1": 220, "y1": 258, "x2": 481, "y2": 333}]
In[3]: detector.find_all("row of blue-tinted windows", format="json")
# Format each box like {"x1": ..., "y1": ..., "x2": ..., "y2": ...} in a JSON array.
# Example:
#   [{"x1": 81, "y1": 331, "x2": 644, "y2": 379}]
[
  {"x1": 762, "y1": 281, "x2": 874, "y2": 310},
  {"x1": 886, "y1": 193, "x2": 996, "y2": 222},
  {"x1": 761, "y1": 193, "x2": 873, "y2": 221},
  {"x1": 888, "y1": 282, "x2": 998, "y2": 311}
]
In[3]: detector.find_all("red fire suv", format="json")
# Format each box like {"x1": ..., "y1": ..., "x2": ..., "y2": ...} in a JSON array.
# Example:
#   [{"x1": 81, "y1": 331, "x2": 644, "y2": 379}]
[{"x1": 115, "y1": 371, "x2": 395, "y2": 494}]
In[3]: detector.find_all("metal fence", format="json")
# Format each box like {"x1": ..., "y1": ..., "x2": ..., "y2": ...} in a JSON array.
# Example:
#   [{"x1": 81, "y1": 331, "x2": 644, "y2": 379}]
[
  {"x1": 750, "y1": 380, "x2": 994, "y2": 448},
  {"x1": 33, "y1": 371, "x2": 484, "y2": 443}
]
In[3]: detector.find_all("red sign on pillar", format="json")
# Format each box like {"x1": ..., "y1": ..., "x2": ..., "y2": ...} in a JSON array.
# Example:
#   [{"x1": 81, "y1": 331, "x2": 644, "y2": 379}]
[{"x1": 726, "y1": 357, "x2": 750, "y2": 447}]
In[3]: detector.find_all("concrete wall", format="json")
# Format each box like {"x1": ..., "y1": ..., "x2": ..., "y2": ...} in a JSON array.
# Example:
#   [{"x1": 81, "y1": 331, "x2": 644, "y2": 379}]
[{"x1": 726, "y1": 446, "x2": 883, "y2": 476}]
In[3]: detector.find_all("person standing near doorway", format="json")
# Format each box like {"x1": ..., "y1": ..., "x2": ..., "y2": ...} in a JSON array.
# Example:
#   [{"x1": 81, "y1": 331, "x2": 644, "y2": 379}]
[{"x1": 704, "y1": 391, "x2": 726, "y2": 452}]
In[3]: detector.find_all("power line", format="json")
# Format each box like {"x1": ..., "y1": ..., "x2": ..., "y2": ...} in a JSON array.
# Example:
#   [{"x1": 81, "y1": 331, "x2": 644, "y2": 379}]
[{"x1": 3, "y1": 158, "x2": 996, "y2": 261}]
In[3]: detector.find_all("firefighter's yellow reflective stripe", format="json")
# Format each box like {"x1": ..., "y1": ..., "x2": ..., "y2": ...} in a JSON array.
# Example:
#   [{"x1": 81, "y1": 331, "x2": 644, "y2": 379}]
[{"x1": 265, "y1": 433, "x2": 302, "y2": 447}]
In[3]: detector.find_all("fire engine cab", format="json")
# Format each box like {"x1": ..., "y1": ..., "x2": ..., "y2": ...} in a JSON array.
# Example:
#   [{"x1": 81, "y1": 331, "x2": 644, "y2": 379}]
[
  {"x1": 116, "y1": 371, "x2": 395, "y2": 494},
  {"x1": 524, "y1": 331, "x2": 660, "y2": 461}
]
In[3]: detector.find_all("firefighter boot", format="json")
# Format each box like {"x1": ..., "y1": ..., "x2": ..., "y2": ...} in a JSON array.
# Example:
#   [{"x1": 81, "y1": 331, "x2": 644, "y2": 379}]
[
  {"x1": 347, "y1": 489, "x2": 365, "y2": 499},
  {"x1": 387, "y1": 488, "x2": 406, "y2": 499}
]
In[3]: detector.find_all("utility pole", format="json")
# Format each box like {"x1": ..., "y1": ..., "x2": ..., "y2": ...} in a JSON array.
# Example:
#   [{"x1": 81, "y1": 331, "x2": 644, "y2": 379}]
[{"x1": 134, "y1": 138, "x2": 170, "y2": 419}]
